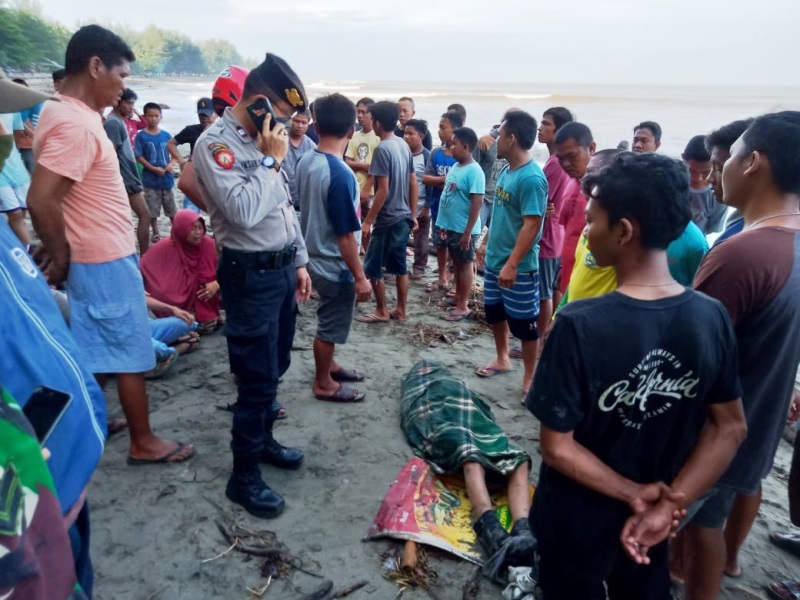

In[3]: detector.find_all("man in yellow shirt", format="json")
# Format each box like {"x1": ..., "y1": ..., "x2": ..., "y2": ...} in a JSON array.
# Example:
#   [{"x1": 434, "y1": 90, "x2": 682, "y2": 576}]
[
  {"x1": 556, "y1": 149, "x2": 620, "y2": 312},
  {"x1": 345, "y1": 97, "x2": 380, "y2": 219}
]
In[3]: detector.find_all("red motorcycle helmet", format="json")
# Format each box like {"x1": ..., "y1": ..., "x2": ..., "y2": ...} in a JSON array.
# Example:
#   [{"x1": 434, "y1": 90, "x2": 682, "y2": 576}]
[{"x1": 212, "y1": 65, "x2": 249, "y2": 116}]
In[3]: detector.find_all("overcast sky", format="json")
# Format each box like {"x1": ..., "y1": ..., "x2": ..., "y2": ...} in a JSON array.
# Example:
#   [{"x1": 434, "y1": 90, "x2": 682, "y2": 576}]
[{"x1": 35, "y1": 0, "x2": 800, "y2": 86}]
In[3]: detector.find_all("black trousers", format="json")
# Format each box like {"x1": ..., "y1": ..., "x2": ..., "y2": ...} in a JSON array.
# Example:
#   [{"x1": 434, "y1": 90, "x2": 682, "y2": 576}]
[{"x1": 218, "y1": 253, "x2": 297, "y2": 472}]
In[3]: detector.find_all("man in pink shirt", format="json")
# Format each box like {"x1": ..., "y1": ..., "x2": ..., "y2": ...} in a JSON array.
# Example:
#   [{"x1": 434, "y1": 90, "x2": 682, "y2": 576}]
[
  {"x1": 28, "y1": 24, "x2": 195, "y2": 465},
  {"x1": 537, "y1": 107, "x2": 573, "y2": 323},
  {"x1": 556, "y1": 122, "x2": 595, "y2": 294}
]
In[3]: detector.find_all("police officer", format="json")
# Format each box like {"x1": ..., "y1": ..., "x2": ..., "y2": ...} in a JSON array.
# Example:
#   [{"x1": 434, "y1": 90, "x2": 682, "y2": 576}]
[{"x1": 194, "y1": 53, "x2": 311, "y2": 518}]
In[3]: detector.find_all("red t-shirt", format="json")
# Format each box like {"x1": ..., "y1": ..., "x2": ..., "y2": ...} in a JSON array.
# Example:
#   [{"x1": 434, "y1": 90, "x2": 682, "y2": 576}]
[
  {"x1": 558, "y1": 177, "x2": 585, "y2": 292},
  {"x1": 539, "y1": 155, "x2": 569, "y2": 259}
]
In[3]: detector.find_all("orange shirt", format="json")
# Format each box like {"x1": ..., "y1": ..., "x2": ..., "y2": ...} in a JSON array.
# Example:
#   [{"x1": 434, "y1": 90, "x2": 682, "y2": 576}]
[{"x1": 34, "y1": 96, "x2": 136, "y2": 264}]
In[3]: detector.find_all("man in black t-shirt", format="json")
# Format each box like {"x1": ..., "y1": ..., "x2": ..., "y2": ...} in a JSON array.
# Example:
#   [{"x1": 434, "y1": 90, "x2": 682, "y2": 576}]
[
  {"x1": 167, "y1": 97, "x2": 216, "y2": 161},
  {"x1": 526, "y1": 152, "x2": 746, "y2": 600}
]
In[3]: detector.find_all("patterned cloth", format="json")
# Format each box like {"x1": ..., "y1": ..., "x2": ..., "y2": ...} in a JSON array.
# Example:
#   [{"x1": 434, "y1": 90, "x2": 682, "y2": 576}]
[
  {"x1": 401, "y1": 360, "x2": 530, "y2": 475},
  {"x1": 0, "y1": 387, "x2": 86, "y2": 599}
]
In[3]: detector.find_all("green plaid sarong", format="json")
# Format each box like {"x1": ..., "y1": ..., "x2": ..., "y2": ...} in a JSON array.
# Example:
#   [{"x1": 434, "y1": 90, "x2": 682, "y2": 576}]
[{"x1": 401, "y1": 360, "x2": 530, "y2": 476}]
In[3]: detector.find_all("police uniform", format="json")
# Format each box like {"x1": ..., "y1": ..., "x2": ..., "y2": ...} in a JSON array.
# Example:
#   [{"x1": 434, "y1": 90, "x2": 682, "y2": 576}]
[{"x1": 193, "y1": 53, "x2": 309, "y2": 518}]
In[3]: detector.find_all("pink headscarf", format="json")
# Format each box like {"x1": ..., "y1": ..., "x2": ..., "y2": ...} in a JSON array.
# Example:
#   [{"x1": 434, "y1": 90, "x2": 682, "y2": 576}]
[{"x1": 140, "y1": 210, "x2": 218, "y2": 319}]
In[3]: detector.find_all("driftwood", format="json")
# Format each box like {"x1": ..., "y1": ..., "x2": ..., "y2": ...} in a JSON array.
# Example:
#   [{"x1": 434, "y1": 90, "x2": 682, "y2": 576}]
[
  {"x1": 332, "y1": 580, "x2": 369, "y2": 598},
  {"x1": 298, "y1": 579, "x2": 334, "y2": 600}
]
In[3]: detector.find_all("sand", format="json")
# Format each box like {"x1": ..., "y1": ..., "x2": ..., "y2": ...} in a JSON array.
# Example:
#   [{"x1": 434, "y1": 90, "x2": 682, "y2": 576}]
[{"x1": 88, "y1": 219, "x2": 800, "y2": 600}]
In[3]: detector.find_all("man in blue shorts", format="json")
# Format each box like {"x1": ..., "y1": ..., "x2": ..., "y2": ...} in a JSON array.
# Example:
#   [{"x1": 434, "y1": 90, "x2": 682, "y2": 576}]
[
  {"x1": 475, "y1": 110, "x2": 548, "y2": 399},
  {"x1": 358, "y1": 101, "x2": 418, "y2": 323}
]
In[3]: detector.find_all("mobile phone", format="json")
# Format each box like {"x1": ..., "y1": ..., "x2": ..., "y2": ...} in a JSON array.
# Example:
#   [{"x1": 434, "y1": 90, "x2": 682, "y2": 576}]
[
  {"x1": 246, "y1": 97, "x2": 277, "y2": 132},
  {"x1": 22, "y1": 387, "x2": 72, "y2": 446}
]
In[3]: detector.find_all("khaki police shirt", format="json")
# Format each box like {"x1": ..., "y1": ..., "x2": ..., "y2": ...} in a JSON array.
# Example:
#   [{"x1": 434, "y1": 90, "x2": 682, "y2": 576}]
[{"x1": 193, "y1": 108, "x2": 308, "y2": 265}]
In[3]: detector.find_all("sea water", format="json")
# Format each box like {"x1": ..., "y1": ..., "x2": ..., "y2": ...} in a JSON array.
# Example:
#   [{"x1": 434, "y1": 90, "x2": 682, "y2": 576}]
[{"x1": 128, "y1": 77, "x2": 800, "y2": 160}]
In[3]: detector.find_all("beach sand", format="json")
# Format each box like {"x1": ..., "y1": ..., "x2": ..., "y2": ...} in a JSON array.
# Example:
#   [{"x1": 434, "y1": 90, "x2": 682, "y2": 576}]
[{"x1": 87, "y1": 219, "x2": 800, "y2": 600}]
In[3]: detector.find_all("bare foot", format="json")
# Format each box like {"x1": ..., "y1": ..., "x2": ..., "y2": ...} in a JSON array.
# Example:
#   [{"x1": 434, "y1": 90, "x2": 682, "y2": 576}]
[
  {"x1": 389, "y1": 308, "x2": 407, "y2": 322},
  {"x1": 724, "y1": 563, "x2": 742, "y2": 578}
]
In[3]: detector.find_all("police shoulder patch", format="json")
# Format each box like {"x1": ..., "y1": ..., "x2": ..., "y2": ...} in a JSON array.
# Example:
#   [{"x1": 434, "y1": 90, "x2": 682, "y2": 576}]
[{"x1": 209, "y1": 142, "x2": 235, "y2": 170}]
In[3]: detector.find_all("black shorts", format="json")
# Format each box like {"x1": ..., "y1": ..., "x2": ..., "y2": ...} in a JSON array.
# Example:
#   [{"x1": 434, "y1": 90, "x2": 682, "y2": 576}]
[{"x1": 441, "y1": 229, "x2": 478, "y2": 263}]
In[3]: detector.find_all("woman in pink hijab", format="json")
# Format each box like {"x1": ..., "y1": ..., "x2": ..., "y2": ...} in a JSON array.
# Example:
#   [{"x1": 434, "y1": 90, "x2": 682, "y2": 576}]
[{"x1": 140, "y1": 209, "x2": 220, "y2": 334}]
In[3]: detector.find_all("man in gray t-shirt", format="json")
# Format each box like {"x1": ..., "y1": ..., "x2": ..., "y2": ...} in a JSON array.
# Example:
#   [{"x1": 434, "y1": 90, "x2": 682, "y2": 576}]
[
  {"x1": 104, "y1": 104, "x2": 150, "y2": 253},
  {"x1": 283, "y1": 112, "x2": 316, "y2": 206},
  {"x1": 359, "y1": 101, "x2": 418, "y2": 324}
]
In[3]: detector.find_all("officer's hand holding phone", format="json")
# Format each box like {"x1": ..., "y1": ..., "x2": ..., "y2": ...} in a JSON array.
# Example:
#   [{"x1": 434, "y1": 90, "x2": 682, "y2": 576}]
[{"x1": 256, "y1": 112, "x2": 289, "y2": 165}]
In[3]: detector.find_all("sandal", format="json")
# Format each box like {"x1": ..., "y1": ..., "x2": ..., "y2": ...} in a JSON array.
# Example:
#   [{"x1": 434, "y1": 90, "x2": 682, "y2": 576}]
[
  {"x1": 197, "y1": 318, "x2": 220, "y2": 335},
  {"x1": 127, "y1": 441, "x2": 196, "y2": 466},
  {"x1": 315, "y1": 385, "x2": 366, "y2": 403},
  {"x1": 768, "y1": 580, "x2": 800, "y2": 600},
  {"x1": 425, "y1": 281, "x2": 451, "y2": 293},
  {"x1": 331, "y1": 368, "x2": 366, "y2": 382},
  {"x1": 356, "y1": 313, "x2": 390, "y2": 324},
  {"x1": 144, "y1": 352, "x2": 178, "y2": 379}
]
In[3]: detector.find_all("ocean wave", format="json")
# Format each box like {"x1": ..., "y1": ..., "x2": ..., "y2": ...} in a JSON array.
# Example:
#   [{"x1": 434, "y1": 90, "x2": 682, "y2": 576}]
[{"x1": 307, "y1": 80, "x2": 366, "y2": 90}]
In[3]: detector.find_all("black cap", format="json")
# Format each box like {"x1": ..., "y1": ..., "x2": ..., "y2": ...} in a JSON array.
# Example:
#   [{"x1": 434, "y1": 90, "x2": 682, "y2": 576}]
[
  {"x1": 196, "y1": 97, "x2": 214, "y2": 116},
  {"x1": 253, "y1": 53, "x2": 307, "y2": 111}
]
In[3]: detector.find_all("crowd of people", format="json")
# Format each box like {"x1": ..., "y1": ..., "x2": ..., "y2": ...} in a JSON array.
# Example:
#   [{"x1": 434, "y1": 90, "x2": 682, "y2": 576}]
[{"x1": 1, "y1": 22, "x2": 799, "y2": 600}]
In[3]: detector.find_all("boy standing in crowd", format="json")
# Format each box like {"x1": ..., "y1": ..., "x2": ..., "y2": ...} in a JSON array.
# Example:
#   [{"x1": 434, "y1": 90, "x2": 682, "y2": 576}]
[
  {"x1": 423, "y1": 111, "x2": 461, "y2": 293},
  {"x1": 135, "y1": 102, "x2": 181, "y2": 242},
  {"x1": 404, "y1": 118, "x2": 431, "y2": 278},
  {"x1": 435, "y1": 127, "x2": 484, "y2": 321},
  {"x1": 358, "y1": 101, "x2": 418, "y2": 323},
  {"x1": 345, "y1": 97, "x2": 379, "y2": 220},
  {"x1": 296, "y1": 94, "x2": 370, "y2": 403}
]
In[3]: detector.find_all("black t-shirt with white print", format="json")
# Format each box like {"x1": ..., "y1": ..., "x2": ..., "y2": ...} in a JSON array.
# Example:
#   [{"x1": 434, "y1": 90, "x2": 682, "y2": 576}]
[{"x1": 527, "y1": 289, "x2": 741, "y2": 577}]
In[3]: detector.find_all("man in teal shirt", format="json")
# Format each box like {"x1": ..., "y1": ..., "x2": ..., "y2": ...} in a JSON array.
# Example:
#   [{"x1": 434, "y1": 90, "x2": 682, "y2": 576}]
[{"x1": 476, "y1": 110, "x2": 547, "y2": 400}]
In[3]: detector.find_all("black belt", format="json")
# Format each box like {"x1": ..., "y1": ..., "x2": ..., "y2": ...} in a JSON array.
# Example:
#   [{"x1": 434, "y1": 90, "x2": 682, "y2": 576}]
[{"x1": 222, "y1": 246, "x2": 297, "y2": 270}]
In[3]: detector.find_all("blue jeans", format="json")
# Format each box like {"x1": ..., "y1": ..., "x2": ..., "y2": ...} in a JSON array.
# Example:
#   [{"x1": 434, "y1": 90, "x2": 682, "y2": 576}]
[{"x1": 149, "y1": 317, "x2": 197, "y2": 360}]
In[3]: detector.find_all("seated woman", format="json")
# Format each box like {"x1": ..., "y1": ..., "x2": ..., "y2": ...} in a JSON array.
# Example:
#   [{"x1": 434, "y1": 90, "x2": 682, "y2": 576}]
[
  {"x1": 140, "y1": 209, "x2": 220, "y2": 334},
  {"x1": 401, "y1": 360, "x2": 535, "y2": 580}
]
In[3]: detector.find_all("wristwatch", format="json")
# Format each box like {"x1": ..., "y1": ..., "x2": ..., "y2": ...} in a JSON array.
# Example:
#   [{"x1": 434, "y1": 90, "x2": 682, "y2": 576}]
[{"x1": 261, "y1": 155, "x2": 281, "y2": 171}]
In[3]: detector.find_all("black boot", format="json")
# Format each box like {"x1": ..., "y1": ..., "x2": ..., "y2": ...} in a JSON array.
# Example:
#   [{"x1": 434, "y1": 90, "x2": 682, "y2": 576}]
[
  {"x1": 260, "y1": 421, "x2": 304, "y2": 470},
  {"x1": 225, "y1": 470, "x2": 285, "y2": 519},
  {"x1": 507, "y1": 517, "x2": 537, "y2": 566},
  {"x1": 473, "y1": 510, "x2": 510, "y2": 556}
]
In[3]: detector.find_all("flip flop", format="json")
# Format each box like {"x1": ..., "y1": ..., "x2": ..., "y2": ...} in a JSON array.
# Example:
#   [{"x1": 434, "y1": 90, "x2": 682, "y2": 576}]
[
  {"x1": 389, "y1": 310, "x2": 407, "y2": 322},
  {"x1": 144, "y1": 352, "x2": 178, "y2": 380},
  {"x1": 439, "y1": 297, "x2": 457, "y2": 308},
  {"x1": 331, "y1": 368, "x2": 366, "y2": 382},
  {"x1": 425, "y1": 281, "x2": 451, "y2": 293},
  {"x1": 509, "y1": 346, "x2": 523, "y2": 359},
  {"x1": 768, "y1": 580, "x2": 800, "y2": 600},
  {"x1": 315, "y1": 385, "x2": 366, "y2": 403},
  {"x1": 443, "y1": 311, "x2": 470, "y2": 322},
  {"x1": 475, "y1": 364, "x2": 512, "y2": 378},
  {"x1": 127, "y1": 442, "x2": 195, "y2": 466},
  {"x1": 356, "y1": 313, "x2": 390, "y2": 324}
]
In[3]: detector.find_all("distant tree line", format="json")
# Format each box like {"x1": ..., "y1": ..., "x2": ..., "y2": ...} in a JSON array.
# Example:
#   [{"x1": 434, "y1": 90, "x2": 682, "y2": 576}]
[{"x1": 0, "y1": 6, "x2": 251, "y2": 76}]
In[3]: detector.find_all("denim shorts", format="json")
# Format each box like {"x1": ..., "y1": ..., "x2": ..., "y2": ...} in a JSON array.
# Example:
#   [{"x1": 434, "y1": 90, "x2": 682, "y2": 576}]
[
  {"x1": 539, "y1": 256, "x2": 562, "y2": 301},
  {"x1": 67, "y1": 254, "x2": 155, "y2": 374},
  {"x1": 363, "y1": 220, "x2": 411, "y2": 279}
]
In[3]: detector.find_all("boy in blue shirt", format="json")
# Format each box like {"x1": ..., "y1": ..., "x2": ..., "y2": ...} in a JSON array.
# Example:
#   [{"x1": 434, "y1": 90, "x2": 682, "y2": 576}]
[
  {"x1": 423, "y1": 111, "x2": 461, "y2": 292},
  {"x1": 435, "y1": 127, "x2": 485, "y2": 321},
  {"x1": 135, "y1": 102, "x2": 182, "y2": 242}
]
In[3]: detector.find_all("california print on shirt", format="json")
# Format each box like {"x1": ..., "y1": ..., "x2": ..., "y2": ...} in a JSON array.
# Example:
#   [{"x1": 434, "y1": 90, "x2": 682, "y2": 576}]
[{"x1": 598, "y1": 349, "x2": 700, "y2": 430}]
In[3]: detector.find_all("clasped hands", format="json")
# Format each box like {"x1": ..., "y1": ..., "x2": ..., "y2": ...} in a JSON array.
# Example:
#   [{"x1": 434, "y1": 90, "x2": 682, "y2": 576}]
[{"x1": 622, "y1": 482, "x2": 687, "y2": 565}]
